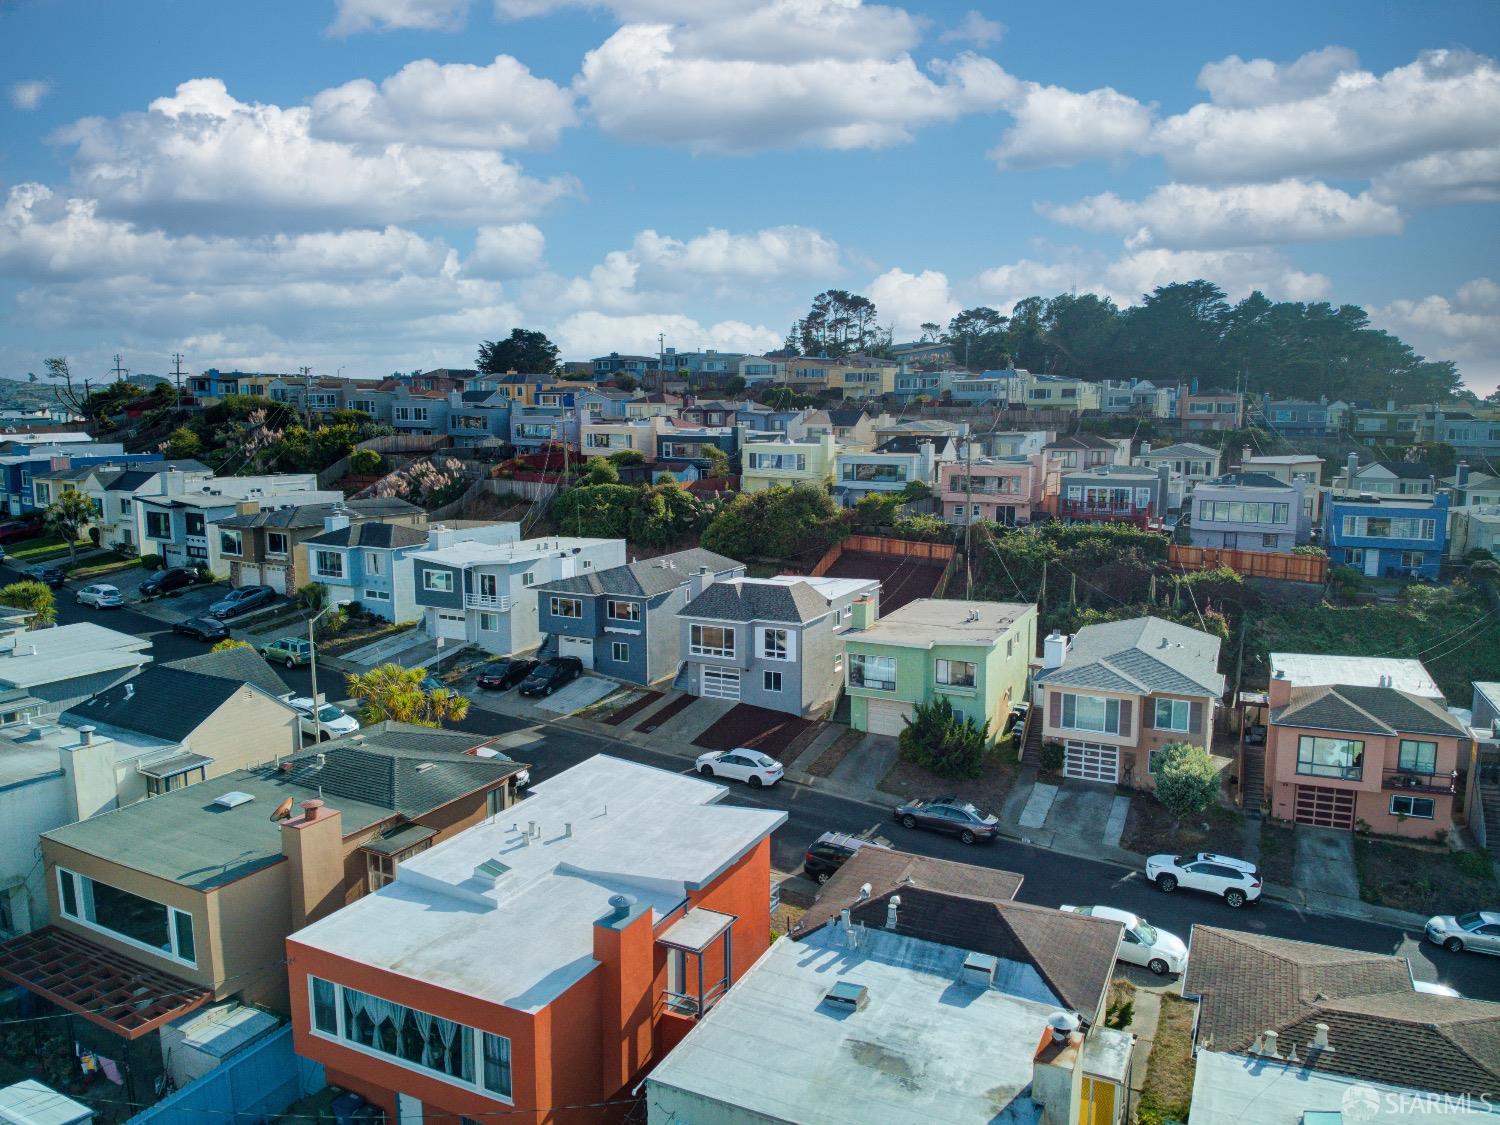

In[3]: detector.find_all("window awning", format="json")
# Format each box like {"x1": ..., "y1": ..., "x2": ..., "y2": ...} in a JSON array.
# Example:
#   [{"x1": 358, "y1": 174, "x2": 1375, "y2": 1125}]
[
  {"x1": 361, "y1": 824, "x2": 437, "y2": 856},
  {"x1": 658, "y1": 908, "x2": 736, "y2": 954},
  {"x1": 137, "y1": 751, "x2": 214, "y2": 780},
  {"x1": 0, "y1": 927, "x2": 212, "y2": 1040}
]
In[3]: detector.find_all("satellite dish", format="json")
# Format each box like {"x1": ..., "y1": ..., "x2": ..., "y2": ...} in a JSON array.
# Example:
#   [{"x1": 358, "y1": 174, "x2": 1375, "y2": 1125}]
[{"x1": 269, "y1": 797, "x2": 295, "y2": 822}]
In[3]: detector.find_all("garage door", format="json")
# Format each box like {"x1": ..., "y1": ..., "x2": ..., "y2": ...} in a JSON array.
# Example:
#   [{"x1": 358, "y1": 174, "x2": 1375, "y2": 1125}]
[
  {"x1": 1064, "y1": 740, "x2": 1119, "y2": 783},
  {"x1": 1295, "y1": 785, "x2": 1355, "y2": 829},
  {"x1": 433, "y1": 610, "x2": 466, "y2": 641},
  {"x1": 237, "y1": 564, "x2": 261, "y2": 587},
  {"x1": 701, "y1": 667, "x2": 741, "y2": 700},
  {"x1": 866, "y1": 699, "x2": 914, "y2": 737},
  {"x1": 261, "y1": 565, "x2": 288, "y2": 595},
  {"x1": 559, "y1": 635, "x2": 593, "y2": 670}
]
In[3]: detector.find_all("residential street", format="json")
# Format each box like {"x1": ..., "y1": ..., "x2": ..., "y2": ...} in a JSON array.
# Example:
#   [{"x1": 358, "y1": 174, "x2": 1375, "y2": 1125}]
[{"x1": 25, "y1": 562, "x2": 1500, "y2": 1003}]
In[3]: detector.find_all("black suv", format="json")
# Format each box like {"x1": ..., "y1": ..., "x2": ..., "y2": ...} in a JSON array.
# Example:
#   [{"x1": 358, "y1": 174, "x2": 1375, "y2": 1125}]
[
  {"x1": 140, "y1": 566, "x2": 199, "y2": 598},
  {"x1": 519, "y1": 656, "x2": 583, "y2": 697},
  {"x1": 476, "y1": 658, "x2": 538, "y2": 691},
  {"x1": 803, "y1": 832, "x2": 891, "y2": 885},
  {"x1": 26, "y1": 565, "x2": 66, "y2": 589}
]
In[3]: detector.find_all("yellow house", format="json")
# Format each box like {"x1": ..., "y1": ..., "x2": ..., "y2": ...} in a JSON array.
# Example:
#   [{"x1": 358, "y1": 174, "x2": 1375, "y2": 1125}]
[
  {"x1": 741, "y1": 432, "x2": 839, "y2": 493},
  {"x1": 580, "y1": 417, "x2": 668, "y2": 462},
  {"x1": 829, "y1": 363, "x2": 899, "y2": 398},
  {"x1": 623, "y1": 393, "x2": 684, "y2": 420}
]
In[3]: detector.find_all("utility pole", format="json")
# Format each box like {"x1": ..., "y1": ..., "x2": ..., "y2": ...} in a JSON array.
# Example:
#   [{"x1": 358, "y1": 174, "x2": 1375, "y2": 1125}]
[
  {"x1": 961, "y1": 421, "x2": 974, "y2": 599},
  {"x1": 111, "y1": 354, "x2": 127, "y2": 382},
  {"x1": 172, "y1": 352, "x2": 186, "y2": 407},
  {"x1": 298, "y1": 366, "x2": 313, "y2": 428}
]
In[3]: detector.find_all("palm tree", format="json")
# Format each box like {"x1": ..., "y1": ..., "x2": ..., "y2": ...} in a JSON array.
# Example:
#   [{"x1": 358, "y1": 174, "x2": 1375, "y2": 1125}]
[{"x1": 345, "y1": 663, "x2": 471, "y2": 728}]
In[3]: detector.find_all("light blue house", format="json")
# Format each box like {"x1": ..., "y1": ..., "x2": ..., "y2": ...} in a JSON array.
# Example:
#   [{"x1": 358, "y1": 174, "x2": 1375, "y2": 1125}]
[
  {"x1": 446, "y1": 390, "x2": 512, "y2": 447},
  {"x1": 532, "y1": 548, "x2": 744, "y2": 684},
  {"x1": 509, "y1": 405, "x2": 575, "y2": 452},
  {"x1": 300, "y1": 520, "x2": 435, "y2": 622},
  {"x1": 1324, "y1": 490, "x2": 1449, "y2": 579}
]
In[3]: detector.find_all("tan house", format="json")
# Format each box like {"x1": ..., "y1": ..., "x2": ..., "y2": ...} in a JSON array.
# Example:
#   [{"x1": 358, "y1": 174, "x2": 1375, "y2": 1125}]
[
  {"x1": 1035, "y1": 616, "x2": 1225, "y2": 787},
  {"x1": 1265, "y1": 671, "x2": 1470, "y2": 834},
  {"x1": 0, "y1": 724, "x2": 528, "y2": 1108},
  {"x1": 803, "y1": 407, "x2": 880, "y2": 452},
  {"x1": 217, "y1": 497, "x2": 425, "y2": 594}
]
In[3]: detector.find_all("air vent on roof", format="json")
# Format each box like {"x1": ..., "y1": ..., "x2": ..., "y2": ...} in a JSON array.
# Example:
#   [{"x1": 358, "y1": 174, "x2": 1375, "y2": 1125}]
[
  {"x1": 823, "y1": 982, "x2": 868, "y2": 1012},
  {"x1": 962, "y1": 951, "x2": 998, "y2": 988},
  {"x1": 416, "y1": 762, "x2": 436, "y2": 771},
  {"x1": 214, "y1": 791, "x2": 255, "y2": 809}
]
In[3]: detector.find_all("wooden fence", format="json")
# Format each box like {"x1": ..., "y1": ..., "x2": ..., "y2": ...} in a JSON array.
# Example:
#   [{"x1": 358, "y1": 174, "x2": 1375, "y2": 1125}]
[
  {"x1": 1168, "y1": 544, "x2": 1327, "y2": 583},
  {"x1": 808, "y1": 534, "x2": 955, "y2": 577}
]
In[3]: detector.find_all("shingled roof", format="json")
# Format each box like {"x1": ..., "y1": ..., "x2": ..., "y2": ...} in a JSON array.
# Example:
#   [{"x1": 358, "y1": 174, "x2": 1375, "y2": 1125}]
[
  {"x1": 164, "y1": 645, "x2": 292, "y2": 699},
  {"x1": 794, "y1": 849, "x2": 1119, "y2": 1020},
  {"x1": 1035, "y1": 615, "x2": 1224, "y2": 698},
  {"x1": 275, "y1": 729, "x2": 521, "y2": 812},
  {"x1": 679, "y1": 577, "x2": 835, "y2": 624},
  {"x1": 216, "y1": 497, "x2": 421, "y2": 530},
  {"x1": 536, "y1": 548, "x2": 741, "y2": 598},
  {"x1": 1184, "y1": 927, "x2": 1500, "y2": 1098},
  {"x1": 1272, "y1": 683, "x2": 1468, "y2": 738},
  {"x1": 302, "y1": 521, "x2": 431, "y2": 550},
  {"x1": 66, "y1": 666, "x2": 256, "y2": 743}
]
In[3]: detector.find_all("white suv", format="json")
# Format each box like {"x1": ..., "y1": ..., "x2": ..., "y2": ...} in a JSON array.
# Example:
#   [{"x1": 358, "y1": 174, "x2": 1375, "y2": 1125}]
[{"x1": 1145, "y1": 852, "x2": 1262, "y2": 908}]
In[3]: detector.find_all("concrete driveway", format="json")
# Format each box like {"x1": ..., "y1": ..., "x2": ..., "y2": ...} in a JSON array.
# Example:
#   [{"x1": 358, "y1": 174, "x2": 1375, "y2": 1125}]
[
  {"x1": 1294, "y1": 826, "x2": 1360, "y2": 900},
  {"x1": 533, "y1": 675, "x2": 621, "y2": 716}
]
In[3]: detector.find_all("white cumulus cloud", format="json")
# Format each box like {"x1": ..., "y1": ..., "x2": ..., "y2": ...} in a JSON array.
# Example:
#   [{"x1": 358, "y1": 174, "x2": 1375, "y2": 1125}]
[
  {"x1": 940, "y1": 10, "x2": 1003, "y2": 46},
  {"x1": 328, "y1": 0, "x2": 471, "y2": 35},
  {"x1": 463, "y1": 224, "x2": 547, "y2": 277},
  {"x1": 1039, "y1": 179, "x2": 1404, "y2": 249},
  {"x1": 10, "y1": 81, "x2": 52, "y2": 111},
  {"x1": 867, "y1": 268, "x2": 957, "y2": 338},
  {"x1": 989, "y1": 82, "x2": 1153, "y2": 169},
  {"x1": 1196, "y1": 46, "x2": 1360, "y2": 107},
  {"x1": 1373, "y1": 278, "x2": 1500, "y2": 392},
  {"x1": 551, "y1": 311, "x2": 782, "y2": 359},
  {"x1": 310, "y1": 55, "x2": 577, "y2": 149}
]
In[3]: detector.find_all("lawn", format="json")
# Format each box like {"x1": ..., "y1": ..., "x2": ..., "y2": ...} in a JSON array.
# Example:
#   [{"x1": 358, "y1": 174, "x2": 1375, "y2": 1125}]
[
  {"x1": 4, "y1": 534, "x2": 91, "y2": 564},
  {"x1": 1245, "y1": 584, "x2": 1498, "y2": 701},
  {"x1": 1120, "y1": 796, "x2": 1245, "y2": 858},
  {"x1": 1353, "y1": 836, "x2": 1497, "y2": 915},
  {"x1": 878, "y1": 738, "x2": 1020, "y2": 812},
  {"x1": 1137, "y1": 994, "x2": 1196, "y2": 1125},
  {"x1": 1256, "y1": 820, "x2": 1298, "y2": 886}
]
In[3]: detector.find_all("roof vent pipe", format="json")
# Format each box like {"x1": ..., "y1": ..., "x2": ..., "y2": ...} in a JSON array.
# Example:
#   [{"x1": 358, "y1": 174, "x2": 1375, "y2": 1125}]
[
  {"x1": 886, "y1": 895, "x2": 901, "y2": 930},
  {"x1": 857, "y1": 882, "x2": 872, "y2": 902},
  {"x1": 1311, "y1": 1023, "x2": 1332, "y2": 1052},
  {"x1": 1261, "y1": 1030, "x2": 1280, "y2": 1058}
]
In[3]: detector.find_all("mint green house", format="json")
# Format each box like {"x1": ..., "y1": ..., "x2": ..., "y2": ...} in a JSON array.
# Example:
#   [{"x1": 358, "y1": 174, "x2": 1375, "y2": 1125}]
[{"x1": 844, "y1": 597, "x2": 1037, "y2": 737}]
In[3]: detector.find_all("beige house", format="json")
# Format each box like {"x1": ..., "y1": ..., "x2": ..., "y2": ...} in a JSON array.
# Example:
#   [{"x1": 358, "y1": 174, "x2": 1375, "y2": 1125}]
[
  {"x1": 1034, "y1": 616, "x2": 1225, "y2": 787},
  {"x1": 580, "y1": 416, "x2": 670, "y2": 462},
  {"x1": 219, "y1": 497, "x2": 425, "y2": 595}
]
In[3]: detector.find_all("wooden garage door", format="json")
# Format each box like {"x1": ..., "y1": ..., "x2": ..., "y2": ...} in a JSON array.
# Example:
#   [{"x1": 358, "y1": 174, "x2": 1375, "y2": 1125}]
[
  {"x1": 866, "y1": 699, "x2": 914, "y2": 738},
  {"x1": 1294, "y1": 785, "x2": 1355, "y2": 829}
]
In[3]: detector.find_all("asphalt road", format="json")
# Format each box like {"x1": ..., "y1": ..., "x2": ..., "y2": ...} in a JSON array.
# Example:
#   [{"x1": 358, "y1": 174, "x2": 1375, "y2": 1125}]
[{"x1": 23, "y1": 560, "x2": 1500, "y2": 1001}]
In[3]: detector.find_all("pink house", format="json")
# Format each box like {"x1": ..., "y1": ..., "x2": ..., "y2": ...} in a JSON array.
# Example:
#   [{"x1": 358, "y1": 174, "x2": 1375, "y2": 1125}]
[
  {"x1": 939, "y1": 459, "x2": 1039, "y2": 526},
  {"x1": 1266, "y1": 672, "x2": 1471, "y2": 835}
]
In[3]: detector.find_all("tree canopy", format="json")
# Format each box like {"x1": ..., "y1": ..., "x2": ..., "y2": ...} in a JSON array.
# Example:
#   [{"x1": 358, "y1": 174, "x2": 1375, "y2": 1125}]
[
  {"x1": 935, "y1": 279, "x2": 1462, "y2": 402},
  {"x1": 701, "y1": 484, "x2": 847, "y2": 561},
  {"x1": 477, "y1": 329, "x2": 560, "y2": 376},
  {"x1": 789, "y1": 289, "x2": 890, "y2": 358}
]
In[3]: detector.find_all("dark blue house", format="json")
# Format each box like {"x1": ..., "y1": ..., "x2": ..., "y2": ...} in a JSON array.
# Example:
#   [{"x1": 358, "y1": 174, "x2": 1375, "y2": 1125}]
[
  {"x1": 533, "y1": 548, "x2": 744, "y2": 685},
  {"x1": 1323, "y1": 490, "x2": 1448, "y2": 580},
  {"x1": 655, "y1": 426, "x2": 739, "y2": 468}
]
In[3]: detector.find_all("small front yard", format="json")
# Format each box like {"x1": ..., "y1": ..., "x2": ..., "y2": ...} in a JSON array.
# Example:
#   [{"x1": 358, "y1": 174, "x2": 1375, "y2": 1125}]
[
  {"x1": 878, "y1": 737, "x2": 1020, "y2": 812},
  {"x1": 1256, "y1": 819, "x2": 1297, "y2": 885},
  {"x1": 1137, "y1": 994, "x2": 1195, "y2": 1125},
  {"x1": 1354, "y1": 836, "x2": 1497, "y2": 916},
  {"x1": 4, "y1": 534, "x2": 92, "y2": 564},
  {"x1": 1119, "y1": 797, "x2": 1245, "y2": 858}
]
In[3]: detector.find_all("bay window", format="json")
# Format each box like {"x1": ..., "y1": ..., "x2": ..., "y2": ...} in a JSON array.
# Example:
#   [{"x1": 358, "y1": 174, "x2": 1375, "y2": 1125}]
[
  {"x1": 1154, "y1": 698, "x2": 1192, "y2": 732},
  {"x1": 57, "y1": 868, "x2": 196, "y2": 965},
  {"x1": 606, "y1": 600, "x2": 639, "y2": 622},
  {"x1": 690, "y1": 624, "x2": 734, "y2": 658},
  {"x1": 935, "y1": 659, "x2": 976, "y2": 688},
  {"x1": 315, "y1": 551, "x2": 344, "y2": 579},
  {"x1": 1397, "y1": 739, "x2": 1437, "y2": 774},
  {"x1": 762, "y1": 629, "x2": 790, "y2": 660},
  {"x1": 549, "y1": 597, "x2": 582, "y2": 619}
]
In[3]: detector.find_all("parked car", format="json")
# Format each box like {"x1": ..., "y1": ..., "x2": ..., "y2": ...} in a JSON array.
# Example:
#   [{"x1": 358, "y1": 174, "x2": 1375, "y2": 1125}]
[
  {"x1": 287, "y1": 696, "x2": 360, "y2": 741},
  {"x1": 261, "y1": 637, "x2": 314, "y2": 668},
  {"x1": 139, "y1": 566, "x2": 199, "y2": 598},
  {"x1": 1425, "y1": 912, "x2": 1500, "y2": 955},
  {"x1": 172, "y1": 616, "x2": 231, "y2": 642},
  {"x1": 893, "y1": 797, "x2": 1000, "y2": 845},
  {"x1": 695, "y1": 748, "x2": 784, "y2": 789},
  {"x1": 803, "y1": 831, "x2": 891, "y2": 884},
  {"x1": 1060, "y1": 904, "x2": 1187, "y2": 975},
  {"x1": 0, "y1": 516, "x2": 43, "y2": 544},
  {"x1": 26, "y1": 564, "x2": 66, "y2": 589},
  {"x1": 208, "y1": 585, "x2": 277, "y2": 620},
  {"x1": 476, "y1": 658, "x2": 538, "y2": 691},
  {"x1": 1004, "y1": 700, "x2": 1030, "y2": 735},
  {"x1": 518, "y1": 656, "x2": 583, "y2": 697},
  {"x1": 1145, "y1": 852, "x2": 1262, "y2": 908},
  {"x1": 75, "y1": 584, "x2": 124, "y2": 609}
]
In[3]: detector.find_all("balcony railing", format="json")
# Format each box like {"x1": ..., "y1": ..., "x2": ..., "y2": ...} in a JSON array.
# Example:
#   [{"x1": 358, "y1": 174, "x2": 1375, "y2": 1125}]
[
  {"x1": 1059, "y1": 499, "x2": 1154, "y2": 523},
  {"x1": 464, "y1": 592, "x2": 512, "y2": 611},
  {"x1": 662, "y1": 979, "x2": 729, "y2": 1018},
  {"x1": 1382, "y1": 767, "x2": 1457, "y2": 795}
]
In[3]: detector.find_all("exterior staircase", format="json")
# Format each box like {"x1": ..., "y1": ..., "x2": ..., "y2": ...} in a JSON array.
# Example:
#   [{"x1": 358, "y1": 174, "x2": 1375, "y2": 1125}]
[
  {"x1": 1240, "y1": 742, "x2": 1266, "y2": 817},
  {"x1": 670, "y1": 661, "x2": 692, "y2": 692},
  {"x1": 1019, "y1": 706, "x2": 1044, "y2": 768},
  {"x1": 1480, "y1": 775, "x2": 1500, "y2": 860}
]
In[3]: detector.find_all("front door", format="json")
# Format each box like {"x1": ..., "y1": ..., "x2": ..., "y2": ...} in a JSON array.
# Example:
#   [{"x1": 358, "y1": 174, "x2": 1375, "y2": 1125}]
[
  {"x1": 1064, "y1": 740, "x2": 1119, "y2": 783},
  {"x1": 1363, "y1": 549, "x2": 1380, "y2": 577},
  {"x1": 478, "y1": 572, "x2": 499, "y2": 602}
]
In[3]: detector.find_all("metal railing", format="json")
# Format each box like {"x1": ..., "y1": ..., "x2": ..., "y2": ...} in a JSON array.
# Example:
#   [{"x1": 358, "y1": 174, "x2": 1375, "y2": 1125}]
[
  {"x1": 464, "y1": 592, "x2": 512, "y2": 611},
  {"x1": 1382, "y1": 767, "x2": 1457, "y2": 795},
  {"x1": 662, "y1": 979, "x2": 730, "y2": 1018}
]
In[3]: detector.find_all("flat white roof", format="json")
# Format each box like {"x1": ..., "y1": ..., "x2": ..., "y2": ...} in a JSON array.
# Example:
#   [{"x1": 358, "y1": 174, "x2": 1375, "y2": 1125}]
[
  {"x1": 851, "y1": 598, "x2": 1033, "y2": 648},
  {"x1": 290, "y1": 755, "x2": 784, "y2": 1013},
  {"x1": 647, "y1": 923, "x2": 1092, "y2": 1124},
  {"x1": 1270, "y1": 653, "x2": 1443, "y2": 699},
  {"x1": 411, "y1": 536, "x2": 619, "y2": 569},
  {"x1": 763, "y1": 575, "x2": 875, "y2": 600},
  {"x1": 1188, "y1": 1050, "x2": 1500, "y2": 1123},
  {"x1": 0, "y1": 623, "x2": 150, "y2": 689}
]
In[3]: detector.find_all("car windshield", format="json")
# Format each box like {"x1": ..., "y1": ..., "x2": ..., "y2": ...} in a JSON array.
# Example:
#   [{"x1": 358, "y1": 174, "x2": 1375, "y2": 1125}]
[
  {"x1": 316, "y1": 705, "x2": 344, "y2": 722},
  {"x1": 1458, "y1": 912, "x2": 1484, "y2": 928},
  {"x1": 1174, "y1": 854, "x2": 1196, "y2": 866},
  {"x1": 959, "y1": 803, "x2": 982, "y2": 818},
  {"x1": 1135, "y1": 920, "x2": 1159, "y2": 945}
]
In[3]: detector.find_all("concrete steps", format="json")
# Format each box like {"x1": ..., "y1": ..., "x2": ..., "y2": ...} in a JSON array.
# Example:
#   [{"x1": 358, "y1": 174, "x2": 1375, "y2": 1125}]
[
  {"x1": 1241, "y1": 742, "x2": 1266, "y2": 815},
  {"x1": 1020, "y1": 707, "x2": 1044, "y2": 768},
  {"x1": 1481, "y1": 777, "x2": 1500, "y2": 860}
]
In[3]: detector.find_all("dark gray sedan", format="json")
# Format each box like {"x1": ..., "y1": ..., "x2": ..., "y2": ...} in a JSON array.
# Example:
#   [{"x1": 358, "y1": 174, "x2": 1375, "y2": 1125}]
[{"x1": 893, "y1": 797, "x2": 1000, "y2": 845}]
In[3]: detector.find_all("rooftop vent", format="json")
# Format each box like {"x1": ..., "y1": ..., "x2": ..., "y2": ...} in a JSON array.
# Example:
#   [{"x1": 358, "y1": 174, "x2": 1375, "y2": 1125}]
[
  {"x1": 823, "y1": 981, "x2": 868, "y2": 1012},
  {"x1": 214, "y1": 791, "x2": 255, "y2": 809},
  {"x1": 124, "y1": 683, "x2": 135, "y2": 701},
  {"x1": 1047, "y1": 1010, "x2": 1080, "y2": 1043},
  {"x1": 962, "y1": 951, "x2": 998, "y2": 988},
  {"x1": 416, "y1": 762, "x2": 436, "y2": 771}
]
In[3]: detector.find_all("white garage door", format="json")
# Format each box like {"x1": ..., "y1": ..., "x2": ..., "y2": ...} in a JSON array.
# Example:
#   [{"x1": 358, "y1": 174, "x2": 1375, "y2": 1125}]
[
  {"x1": 866, "y1": 698, "x2": 914, "y2": 737},
  {"x1": 237, "y1": 564, "x2": 261, "y2": 587},
  {"x1": 559, "y1": 635, "x2": 594, "y2": 670},
  {"x1": 261, "y1": 565, "x2": 288, "y2": 595},
  {"x1": 701, "y1": 667, "x2": 741, "y2": 700},
  {"x1": 433, "y1": 610, "x2": 466, "y2": 641},
  {"x1": 1064, "y1": 740, "x2": 1119, "y2": 783}
]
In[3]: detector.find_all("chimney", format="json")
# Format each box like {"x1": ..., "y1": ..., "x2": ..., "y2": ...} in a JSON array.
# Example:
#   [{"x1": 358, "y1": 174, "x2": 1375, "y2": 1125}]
[
  {"x1": 1030, "y1": 1012, "x2": 1085, "y2": 1120},
  {"x1": 281, "y1": 799, "x2": 345, "y2": 930},
  {"x1": 1345, "y1": 451, "x2": 1359, "y2": 487},
  {"x1": 235, "y1": 499, "x2": 260, "y2": 517},
  {"x1": 60, "y1": 726, "x2": 116, "y2": 820},
  {"x1": 1457, "y1": 461, "x2": 1471, "y2": 490},
  {"x1": 1261, "y1": 1030, "x2": 1281, "y2": 1059},
  {"x1": 1268, "y1": 667, "x2": 1293, "y2": 708},
  {"x1": 1043, "y1": 630, "x2": 1070, "y2": 670},
  {"x1": 687, "y1": 565, "x2": 714, "y2": 600},
  {"x1": 1242, "y1": 445, "x2": 1252, "y2": 467},
  {"x1": 593, "y1": 894, "x2": 653, "y2": 1095},
  {"x1": 885, "y1": 895, "x2": 901, "y2": 930},
  {"x1": 849, "y1": 595, "x2": 877, "y2": 631},
  {"x1": 323, "y1": 513, "x2": 351, "y2": 534}
]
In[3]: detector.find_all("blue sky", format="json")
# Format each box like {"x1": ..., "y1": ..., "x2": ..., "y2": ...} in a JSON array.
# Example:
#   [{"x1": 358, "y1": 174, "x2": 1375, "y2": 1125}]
[{"x1": 2, "y1": 0, "x2": 1497, "y2": 388}]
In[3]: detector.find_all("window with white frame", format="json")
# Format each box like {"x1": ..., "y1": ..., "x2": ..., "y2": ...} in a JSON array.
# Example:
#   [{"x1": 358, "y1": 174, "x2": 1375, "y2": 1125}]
[
  {"x1": 848, "y1": 653, "x2": 896, "y2": 691},
  {"x1": 307, "y1": 976, "x2": 512, "y2": 1101},
  {"x1": 218, "y1": 529, "x2": 243, "y2": 556},
  {"x1": 606, "y1": 600, "x2": 639, "y2": 622},
  {"x1": 764, "y1": 670, "x2": 783, "y2": 692},
  {"x1": 1154, "y1": 698, "x2": 1192, "y2": 732},
  {"x1": 364, "y1": 588, "x2": 391, "y2": 601},
  {"x1": 479, "y1": 612, "x2": 499, "y2": 631},
  {"x1": 521, "y1": 571, "x2": 536, "y2": 586},
  {"x1": 762, "y1": 628, "x2": 790, "y2": 660},
  {"x1": 935, "y1": 659, "x2": 976, "y2": 687},
  {"x1": 1339, "y1": 515, "x2": 1436, "y2": 540},
  {"x1": 611, "y1": 641, "x2": 629, "y2": 662},
  {"x1": 57, "y1": 868, "x2": 196, "y2": 966},
  {"x1": 1059, "y1": 693, "x2": 1121, "y2": 734},
  {"x1": 549, "y1": 597, "x2": 582, "y2": 619},
  {"x1": 690, "y1": 624, "x2": 734, "y2": 658},
  {"x1": 266, "y1": 532, "x2": 289, "y2": 556},
  {"x1": 423, "y1": 569, "x2": 454, "y2": 593},
  {"x1": 1390, "y1": 794, "x2": 1435, "y2": 819},
  {"x1": 315, "y1": 551, "x2": 344, "y2": 579},
  {"x1": 365, "y1": 551, "x2": 382, "y2": 575}
]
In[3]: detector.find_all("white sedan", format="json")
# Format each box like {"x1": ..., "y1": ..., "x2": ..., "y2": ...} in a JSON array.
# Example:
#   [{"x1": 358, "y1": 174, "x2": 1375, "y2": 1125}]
[
  {"x1": 76, "y1": 584, "x2": 124, "y2": 608},
  {"x1": 1061, "y1": 904, "x2": 1188, "y2": 975},
  {"x1": 695, "y1": 748, "x2": 784, "y2": 788},
  {"x1": 287, "y1": 697, "x2": 361, "y2": 741}
]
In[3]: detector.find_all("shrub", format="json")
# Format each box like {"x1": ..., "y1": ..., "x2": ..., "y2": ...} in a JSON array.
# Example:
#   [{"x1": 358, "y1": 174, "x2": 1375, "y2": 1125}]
[
  {"x1": 1454, "y1": 849, "x2": 1494, "y2": 880},
  {"x1": 702, "y1": 483, "x2": 847, "y2": 561},
  {"x1": 138, "y1": 553, "x2": 162, "y2": 570},
  {"x1": 0, "y1": 580, "x2": 55, "y2": 628},
  {"x1": 87, "y1": 526, "x2": 101, "y2": 545},
  {"x1": 1039, "y1": 741, "x2": 1065, "y2": 773},
  {"x1": 1152, "y1": 742, "x2": 1222, "y2": 819},
  {"x1": 211, "y1": 638, "x2": 252, "y2": 652},
  {"x1": 891, "y1": 514, "x2": 949, "y2": 543},
  {"x1": 348, "y1": 448, "x2": 383, "y2": 474},
  {"x1": 297, "y1": 582, "x2": 328, "y2": 611},
  {"x1": 584, "y1": 456, "x2": 620, "y2": 485},
  {"x1": 607, "y1": 449, "x2": 645, "y2": 466},
  {"x1": 897, "y1": 697, "x2": 991, "y2": 779}
]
